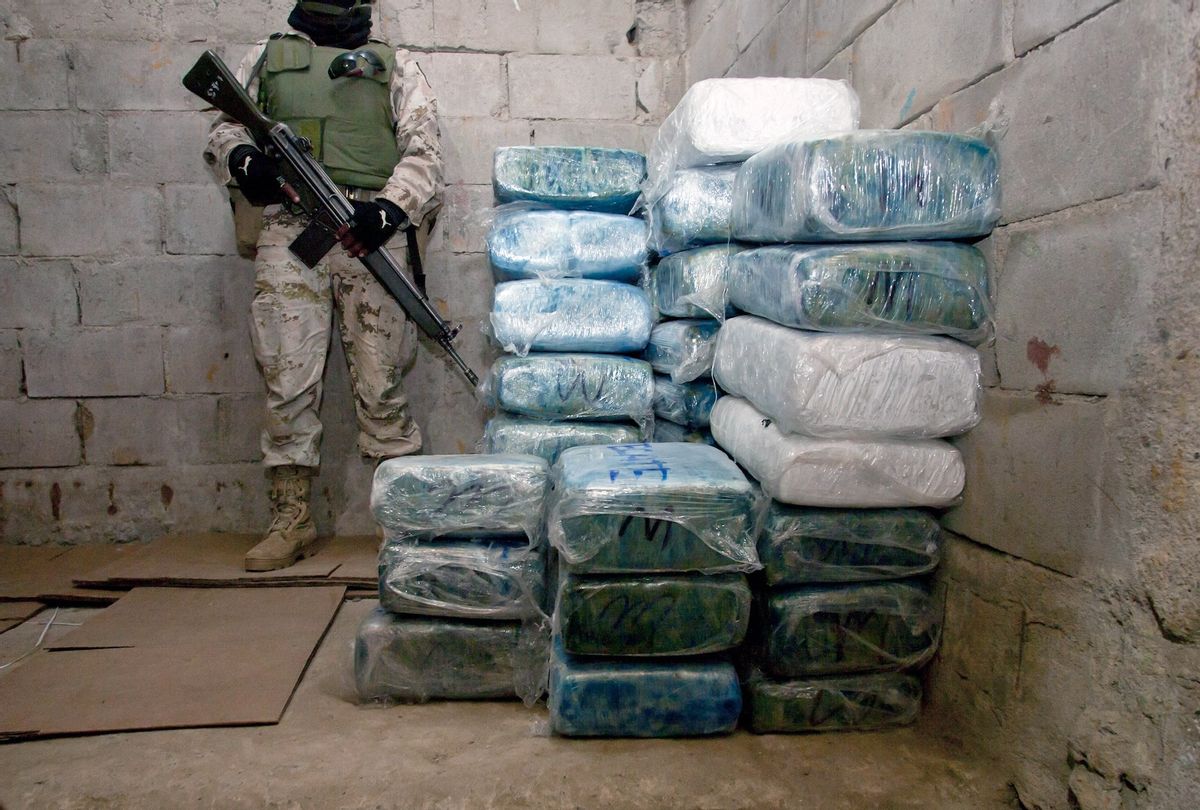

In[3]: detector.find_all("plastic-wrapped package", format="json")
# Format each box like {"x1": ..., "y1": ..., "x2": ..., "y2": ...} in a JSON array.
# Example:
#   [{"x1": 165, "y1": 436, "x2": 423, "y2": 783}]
[
  {"x1": 646, "y1": 245, "x2": 738, "y2": 320},
  {"x1": 727, "y1": 243, "x2": 992, "y2": 344},
  {"x1": 548, "y1": 442, "x2": 760, "y2": 571},
  {"x1": 490, "y1": 279, "x2": 654, "y2": 355},
  {"x1": 371, "y1": 454, "x2": 550, "y2": 543},
  {"x1": 378, "y1": 539, "x2": 546, "y2": 620},
  {"x1": 646, "y1": 319, "x2": 721, "y2": 384},
  {"x1": 759, "y1": 505, "x2": 941, "y2": 586},
  {"x1": 732, "y1": 131, "x2": 1001, "y2": 243},
  {"x1": 653, "y1": 421, "x2": 716, "y2": 445},
  {"x1": 484, "y1": 354, "x2": 655, "y2": 423},
  {"x1": 483, "y1": 415, "x2": 642, "y2": 463},
  {"x1": 653, "y1": 376, "x2": 716, "y2": 429},
  {"x1": 355, "y1": 608, "x2": 536, "y2": 702},
  {"x1": 487, "y1": 206, "x2": 648, "y2": 283},
  {"x1": 710, "y1": 397, "x2": 965, "y2": 508},
  {"x1": 561, "y1": 516, "x2": 736, "y2": 574},
  {"x1": 549, "y1": 641, "x2": 741, "y2": 737},
  {"x1": 713, "y1": 316, "x2": 981, "y2": 439},
  {"x1": 646, "y1": 166, "x2": 740, "y2": 256},
  {"x1": 764, "y1": 582, "x2": 941, "y2": 677},
  {"x1": 493, "y1": 146, "x2": 645, "y2": 214},
  {"x1": 744, "y1": 672, "x2": 922, "y2": 733},
  {"x1": 646, "y1": 78, "x2": 860, "y2": 203}
]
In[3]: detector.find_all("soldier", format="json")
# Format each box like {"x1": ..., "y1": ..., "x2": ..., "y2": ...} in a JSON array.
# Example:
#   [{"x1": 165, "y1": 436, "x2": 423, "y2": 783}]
[{"x1": 203, "y1": 0, "x2": 443, "y2": 571}]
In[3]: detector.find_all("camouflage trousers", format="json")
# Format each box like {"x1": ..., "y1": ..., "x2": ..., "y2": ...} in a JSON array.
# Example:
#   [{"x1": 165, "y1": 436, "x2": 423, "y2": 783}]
[{"x1": 251, "y1": 208, "x2": 421, "y2": 469}]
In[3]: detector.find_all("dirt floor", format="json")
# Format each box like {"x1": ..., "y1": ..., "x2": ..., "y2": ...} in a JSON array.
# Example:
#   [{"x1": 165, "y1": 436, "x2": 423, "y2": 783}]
[{"x1": 0, "y1": 599, "x2": 1009, "y2": 809}]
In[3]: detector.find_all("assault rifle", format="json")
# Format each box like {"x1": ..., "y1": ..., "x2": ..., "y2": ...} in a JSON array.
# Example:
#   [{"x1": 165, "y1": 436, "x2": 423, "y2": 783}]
[{"x1": 182, "y1": 50, "x2": 479, "y2": 387}]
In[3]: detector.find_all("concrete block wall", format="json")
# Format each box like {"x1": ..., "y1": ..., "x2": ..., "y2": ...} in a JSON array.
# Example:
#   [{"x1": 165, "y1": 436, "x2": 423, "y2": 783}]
[
  {"x1": 684, "y1": 2, "x2": 1199, "y2": 808},
  {"x1": 0, "y1": 0, "x2": 685, "y2": 542}
]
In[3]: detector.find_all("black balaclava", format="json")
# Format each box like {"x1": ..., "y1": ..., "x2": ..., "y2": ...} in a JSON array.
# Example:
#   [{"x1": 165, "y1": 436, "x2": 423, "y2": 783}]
[{"x1": 288, "y1": 0, "x2": 374, "y2": 50}]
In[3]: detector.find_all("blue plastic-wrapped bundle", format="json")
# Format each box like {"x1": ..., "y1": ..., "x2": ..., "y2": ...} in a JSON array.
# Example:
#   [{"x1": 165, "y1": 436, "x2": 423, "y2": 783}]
[
  {"x1": 549, "y1": 641, "x2": 742, "y2": 737},
  {"x1": 653, "y1": 376, "x2": 716, "y2": 429},
  {"x1": 764, "y1": 582, "x2": 941, "y2": 677},
  {"x1": 490, "y1": 279, "x2": 655, "y2": 355},
  {"x1": 484, "y1": 354, "x2": 654, "y2": 423},
  {"x1": 744, "y1": 672, "x2": 922, "y2": 733},
  {"x1": 727, "y1": 243, "x2": 992, "y2": 344},
  {"x1": 378, "y1": 538, "x2": 545, "y2": 620},
  {"x1": 653, "y1": 421, "x2": 716, "y2": 445},
  {"x1": 646, "y1": 245, "x2": 738, "y2": 320},
  {"x1": 548, "y1": 443, "x2": 760, "y2": 572},
  {"x1": 647, "y1": 166, "x2": 739, "y2": 256},
  {"x1": 646, "y1": 319, "x2": 720, "y2": 383},
  {"x1": 487, "y1": 207, "x2": 648, "y2": 283},
  {"x1": 483, "y1": 415, "x2": 643, "y2": 463},
  {"x1": 493, "y1": 146, "x2": 646, "y2": 214},
  {"x1": 732, "y1": 131, "x2": 1001, "y2": 243},
  {"x1": 759, "y1": 504, "x2": 941, "y2": 586}
]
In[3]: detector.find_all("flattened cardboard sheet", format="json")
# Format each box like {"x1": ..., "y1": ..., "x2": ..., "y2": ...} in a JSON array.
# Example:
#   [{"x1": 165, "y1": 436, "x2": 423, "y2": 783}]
[
  {"x1": 0, "y1": 545, "x2": 129, "y2": 604},
  {"x1": 0, "y1": 602, "x2": 43, "y2": 634},
  {"x1": 0, "y1": 586, "x2": 344, "y2": 741}
]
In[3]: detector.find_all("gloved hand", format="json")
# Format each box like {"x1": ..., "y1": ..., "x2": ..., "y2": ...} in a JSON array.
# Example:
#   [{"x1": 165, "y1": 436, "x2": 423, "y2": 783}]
[
  {"x1": 337, "y1": 199, "x2": 407, "y2": 258},
  {"x1": 229, "y1": 145, "x2": 298, "y2": 206}
]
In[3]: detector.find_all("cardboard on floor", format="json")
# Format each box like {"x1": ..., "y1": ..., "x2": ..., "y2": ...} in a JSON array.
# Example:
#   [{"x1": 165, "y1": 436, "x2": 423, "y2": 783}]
[{"x1": 0, "y1": 545, "x2": 133, "y2": 604}]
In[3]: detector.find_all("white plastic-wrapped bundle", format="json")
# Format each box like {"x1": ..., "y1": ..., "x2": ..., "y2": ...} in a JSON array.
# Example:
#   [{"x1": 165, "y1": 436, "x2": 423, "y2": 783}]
[
  {"x1": 652, "y1": 376, "x2": 717, "y2": 429},
  {"x1": 493, "y1": 146, "x2": 645, "y2": 214},
  {"x1": 710, "y1": 397, "x2": 965, "y2": 508},
  {"x1": 483, "y1": 354, "x2": 655, "y2": 423},
  {"x1": 732, "y1": 131, "x2": 1001, "y2": 243},
  {"x1": 645, "y1": 78, "x2": 860, "y2": 202},
  {"x1": 490, "y1": 279, "x2": 654, "y2": 355},
  {"x1": 713, "y1": 316, "x2": 981, "y2": 439},
  {"x1": 646, "y1": 245, "x2": 738, "y2": 320},
  {"x1": 645, "y1": 319, "x2": 721, "y2": 383},
  {"x1": 646, "y1": 165, "x2": 739, "y2": 256},
  {"x1": 483, "y1": 415, "x2": 643, "y2": 462},
  {"x1": 487, "y1": 206, "x2": 648, "y2": 283},
  {"x1": 727, "y1": 243, "x2": 992, "y2": 344}
]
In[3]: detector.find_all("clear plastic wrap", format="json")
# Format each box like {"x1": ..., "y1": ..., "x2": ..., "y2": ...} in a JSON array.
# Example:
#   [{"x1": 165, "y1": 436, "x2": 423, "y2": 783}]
[
  {"x1": 645, "y1": 319, "x2": 721, "y2": 384},
  {"x1": 490, "y1": 279, "x2": 655, "y2": 355},
  {"x1": 482, "y1": 353, "x2": 655, "y2": 423},
  {"x1": 646, "y1": 244, "x2": 739, "y2": 320},
  {"x1": 645, "y1": 78, "x2": 860, "y2": 204},
  {"x1": 653, "y1": 421, "x2": 716, "y2": 446},
  {"x1": 744, "y1": 672, "x2": 921, "y2": 733},
  {"x1": 487, "y1": 205, "x2": 648, "y2": 283},
  {"x1": 378, "y1": 538, "x2": 546, "y2": 620},
  {"x1": 547, "y1": 442, "x2": 761, "y2": 571},
  {"x1": 548, "y1": 639, "x2": 741, "y2": 737},
  {"x1": 727, "y1": 243, "x2": 992, "y2": 344},
  {"x1": 763, "y1": 582, "x2": 941, "y2": 677},
  {"x1": 646, "y1": 165, "x2": 740, "y2": 256},
  {"x1": 483, "y1": 415, "x2": 643, "y2": 463},
  {"x1": 713, "y1": 316, "x2": 982, "y2": 439},
  {"x1": 370, "y1": 454, "x2": 550, "y2": 543},
  {"x1": 652, "y1": 376, "x2": 717, "y2": 429},
  {"x1": 732, "y1": 130, "x2": 1001, "y2": 243},
  {"x1": 555, "y1": 573, "x2": 751, "y2": 656},
  {"x1": 493, "y1": 146, "x2": 646, "y2": 214},
  {"x1": 354, "y1": 608, "x2": 545, "y2": 704},
  {"x1": 710, "y1": 397, "x2": 965, "y2": 508},
  {"x1": 758, "y1": 505, "x2": 941, "y2": 586}
]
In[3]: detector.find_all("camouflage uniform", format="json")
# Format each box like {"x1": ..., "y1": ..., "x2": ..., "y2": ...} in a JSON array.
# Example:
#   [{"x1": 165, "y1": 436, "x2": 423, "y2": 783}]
[{"x1": 204, "y1": 32, "x2": 443, "y2": 467}]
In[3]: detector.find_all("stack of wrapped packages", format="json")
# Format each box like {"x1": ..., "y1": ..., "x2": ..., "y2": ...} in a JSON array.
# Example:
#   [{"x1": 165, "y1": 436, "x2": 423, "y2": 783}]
[
  {"x1": 544, "y1": 442, "x2": 761, "y2": 736},
  {"x1": 482, "y1": 146, "x2": 657, "y2": 463},
  {"x1": 708, "y1": 111, "x2": 1000, "y2": 731},
  {"x1": 354, "y1": 455, "x2": 551, "y2": 704},
  {"x1": 642, "y1": 78, "x2": 860, "y2": 447}
]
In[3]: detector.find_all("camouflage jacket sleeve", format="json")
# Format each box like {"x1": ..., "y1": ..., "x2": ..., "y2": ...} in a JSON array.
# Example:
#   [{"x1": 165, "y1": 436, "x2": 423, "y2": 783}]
[
  {"x1": 202, "y1": 40, "x2": 269, "y2": 186},
  {"x1": 376, "y1": 48, "x2": 445, "y2": 229}
]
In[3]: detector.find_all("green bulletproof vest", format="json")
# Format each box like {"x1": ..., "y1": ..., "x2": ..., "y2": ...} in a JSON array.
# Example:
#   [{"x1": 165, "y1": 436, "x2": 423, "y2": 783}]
[{"x1": 260, "y1": 35, "x2": 400, "y2": 191}]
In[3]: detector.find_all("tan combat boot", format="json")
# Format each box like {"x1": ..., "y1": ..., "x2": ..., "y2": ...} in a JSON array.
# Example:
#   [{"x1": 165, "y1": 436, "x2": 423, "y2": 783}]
[{"x1": 245, "y1": 465, "x2": 319, "y2": 572}]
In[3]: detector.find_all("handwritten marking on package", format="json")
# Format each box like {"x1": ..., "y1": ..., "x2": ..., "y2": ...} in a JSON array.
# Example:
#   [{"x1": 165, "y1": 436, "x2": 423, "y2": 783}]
[{"x1": 606, "y1": 443, "x2": 670, "y2": 482}]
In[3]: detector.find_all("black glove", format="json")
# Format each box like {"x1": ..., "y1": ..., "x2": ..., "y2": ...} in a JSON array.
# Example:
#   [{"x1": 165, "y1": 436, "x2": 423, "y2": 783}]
[
  {"x1": 229, "y1": 145, "x2": 287, "y2": 206},
  {"x1": 339, "y1": 199, "x2": 407, "y2": 257}
]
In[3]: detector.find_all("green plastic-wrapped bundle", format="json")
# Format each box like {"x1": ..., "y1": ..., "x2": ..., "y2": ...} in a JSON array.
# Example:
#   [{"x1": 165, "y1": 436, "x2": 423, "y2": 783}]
[
  {"x1": 562, "y1": 515, "x2": 739, "y2": 574},
  {"x1": 647, "y1": 166, "x2": 740, "y2": 256},
  {"x1": 646, "y1": 245, "x2": 739, "y2": 319},
  {"x1": 758, "y1": 504, "x2": 941, "y2": 585},
  {"x1": 653, "y1": 376, "x2": 717, "y2": 429},
  {"x1": 645, "y1": 319, "x2": 721, "y2": 383},
  {"x1": 744, "y1": 672, "x2": 921, "y2": 733},
  {"x1": 483, "y1": 415, "x2": 642, "y2": 463},
  {"x1": 653, "y1": 420, "x2": 716, "y2": 445},
  {"x1": 556, "y1": 573, "x2": 751, "y2": 656},
  {"x1": 485, "y1": 353, "x2": 655, "y2": 423},
  {"x1": 764, "y1": 582, "x2": 940, "y2": 677},
  {"x1": 493, "y1": 146, "x2": 646, "y2": 214}
]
